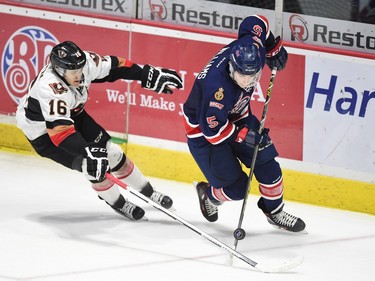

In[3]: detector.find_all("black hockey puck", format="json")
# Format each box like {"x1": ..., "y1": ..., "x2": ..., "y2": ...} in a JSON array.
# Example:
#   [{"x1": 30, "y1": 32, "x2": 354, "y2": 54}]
[{"x1": 233, "y1": 228, "x2": 246, "y2": 240}]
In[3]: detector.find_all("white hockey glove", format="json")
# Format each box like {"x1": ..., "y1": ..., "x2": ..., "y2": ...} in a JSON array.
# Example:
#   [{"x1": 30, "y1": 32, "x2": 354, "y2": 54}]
[
  {"x1": 141, "y1": 64, "x2": 183, "y2": 94},
  {"x1": 82, "y1": 146, "x2": 110, "y2": 182}
]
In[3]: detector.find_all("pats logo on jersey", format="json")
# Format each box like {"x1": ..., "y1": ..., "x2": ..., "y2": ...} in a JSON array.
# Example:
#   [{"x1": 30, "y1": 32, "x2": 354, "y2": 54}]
[
  {"x1": 1, "y1": 26, "x2": 59, "y2": 104},
  {"x1": 231, "y1": 92, "x2": 250, "y2": 115}
]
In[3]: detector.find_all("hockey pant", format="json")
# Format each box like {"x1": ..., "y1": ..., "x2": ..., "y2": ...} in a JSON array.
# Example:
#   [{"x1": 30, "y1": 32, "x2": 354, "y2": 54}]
[{"x1": 187, "y1": 125, "x2": 283, "y2": 213}]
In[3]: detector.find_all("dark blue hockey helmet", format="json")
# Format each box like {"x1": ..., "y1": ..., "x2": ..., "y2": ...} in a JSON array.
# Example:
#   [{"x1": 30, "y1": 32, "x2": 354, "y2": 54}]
[{"x1": 229, "y1": 43, "x2": 262, "y2": 75}]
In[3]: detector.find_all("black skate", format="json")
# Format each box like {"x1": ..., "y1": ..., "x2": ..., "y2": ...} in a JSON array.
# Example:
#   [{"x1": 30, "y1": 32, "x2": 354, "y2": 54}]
[
  {"x1": 258, "y1": 199, "x2": 306, "y2": 233},
  {"x1": 140, "y1": 183, "x2": 173, "y2": 209},
  {"x1": 195, "y1": 181, "x2": 221, "y2": 222},
  {"x1": 266, "y1": 209, "x2": 306, "y2": 233},
  {"x1": 108, "y1": 194, "x2": 145, "y2": 221}
]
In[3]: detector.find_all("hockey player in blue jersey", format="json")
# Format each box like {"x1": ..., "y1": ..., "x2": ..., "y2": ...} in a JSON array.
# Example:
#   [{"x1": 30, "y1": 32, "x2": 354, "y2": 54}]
[{"x1": 182, "y1": 15, "x2": 306, "y2": 232}]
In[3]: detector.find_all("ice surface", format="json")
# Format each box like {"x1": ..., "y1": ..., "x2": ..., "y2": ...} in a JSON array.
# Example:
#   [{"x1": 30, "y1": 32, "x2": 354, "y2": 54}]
[{"x1": 0, "y1": 151, "x2": 374, "y2": 280}]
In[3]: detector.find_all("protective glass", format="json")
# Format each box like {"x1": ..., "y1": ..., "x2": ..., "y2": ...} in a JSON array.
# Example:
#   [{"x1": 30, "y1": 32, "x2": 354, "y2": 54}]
[
  {"x1": 230, "y1": 62, "x2": 262, "y2": 91},
  {"x1": 64, "y1": 68, "x2": 84, "y2": 77}
]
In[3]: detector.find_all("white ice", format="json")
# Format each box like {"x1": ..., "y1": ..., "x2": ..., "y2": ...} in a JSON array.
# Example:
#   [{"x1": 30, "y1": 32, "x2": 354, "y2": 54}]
[{"x1": 0, "y1": 151, "x2": 374, "y2": 281}]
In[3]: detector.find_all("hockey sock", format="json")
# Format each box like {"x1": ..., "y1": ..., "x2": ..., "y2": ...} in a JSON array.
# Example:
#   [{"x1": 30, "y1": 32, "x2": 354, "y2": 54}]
[
  {"x1": 210, "y1": 186, "x2": 231, "y2": 203},
  {"x1": 92, "y1": 178, "x2": 120, "y2": 205},
  {"x1": 113, "y1": 157, "x2": 148, "y2": 191},
  {"x1": 258, "y1": 176, "x2": 284, "y2": 212}
]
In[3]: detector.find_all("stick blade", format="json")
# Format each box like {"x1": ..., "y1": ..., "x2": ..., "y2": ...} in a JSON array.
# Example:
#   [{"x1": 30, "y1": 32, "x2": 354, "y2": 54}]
[{"x1": 255, "y1": 256, "x2": 304, "y2": 273}]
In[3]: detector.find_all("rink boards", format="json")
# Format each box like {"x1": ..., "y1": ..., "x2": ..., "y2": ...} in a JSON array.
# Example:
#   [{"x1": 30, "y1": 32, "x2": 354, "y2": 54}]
[{"x1": 0, "y1": 2, "x2": 374, "y2": 214}]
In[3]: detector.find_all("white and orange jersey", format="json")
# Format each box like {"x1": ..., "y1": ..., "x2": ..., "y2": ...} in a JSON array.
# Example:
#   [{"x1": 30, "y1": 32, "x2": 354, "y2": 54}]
[{"x1": 16, "y1": 51, "x2": 112, "y2": 141}]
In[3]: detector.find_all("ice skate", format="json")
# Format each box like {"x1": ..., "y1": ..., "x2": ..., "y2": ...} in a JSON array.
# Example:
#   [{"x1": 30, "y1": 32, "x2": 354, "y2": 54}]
[
  {"x1": 266, "y1": 209, "x2": 306, "y2": 233},
  {"x1": 195, "y1": 181, "x2": 221, "y2": 222},
  {"x1": 107, "y1": 194, "x2": 145, "y2": 221},
  {"x1": 258, "y1": 199, "x2": 306, "y2": 233},
  {"x1": 140, "y1": 183, "x2": 173, "y2": 209}
]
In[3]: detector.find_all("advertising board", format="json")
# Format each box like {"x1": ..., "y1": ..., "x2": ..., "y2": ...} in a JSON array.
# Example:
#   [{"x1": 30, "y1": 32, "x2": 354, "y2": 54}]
[
  {"x1": 0, "y1": 4, "x2": 304, "y2": 160},
  {"x1": 8, "y1": 0, "x2": 134, "y2": 17},
  {"x1": 144, "y1": 0, "x2": 375, "y2": 54},
  {"x1": 304, "y1": 56, "x2": 375, "y2": 174},
  {"x1": 1, "y1": 3, "x2": 374, "y2": 179}
]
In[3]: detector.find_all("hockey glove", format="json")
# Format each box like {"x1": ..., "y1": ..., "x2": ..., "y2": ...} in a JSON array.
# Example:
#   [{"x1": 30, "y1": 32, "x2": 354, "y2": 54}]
[
  {"x1": 235, "y1": 126, "x2": 270, "y2": 149},
  {"x1": 141, "y1": 64, "x2": 183, "y2": 94},
  {"x1": 82, "y1": 146, "x2": 110, "y2": 182},
  {"x1": 265, "y1": 36, "x2": 288, "y2": 71}
]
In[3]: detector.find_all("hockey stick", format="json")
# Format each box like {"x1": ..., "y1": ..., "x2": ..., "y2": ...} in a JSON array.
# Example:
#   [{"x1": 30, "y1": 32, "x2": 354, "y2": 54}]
[
  {"x1": 105, "y1": 172, "x2": 303, "y2": 273},
  {"x1": 233, "y1": 67, "x2": 278, "y2": 249}
]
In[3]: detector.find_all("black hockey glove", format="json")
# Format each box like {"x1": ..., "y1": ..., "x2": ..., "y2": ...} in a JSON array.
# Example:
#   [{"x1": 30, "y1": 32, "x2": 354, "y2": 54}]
[
  {"x1": 82, "y1": 146, "x2": 110, "y2": 182},
  {"x1": 235, "y1": 126, "x2": 270, "y2": 149},
  {"x1": 141, "y1": 64, "x2": 183, "y2": 94},
  {"x1": 265, "y1": 36, "x2": 288, "y2": 71}
]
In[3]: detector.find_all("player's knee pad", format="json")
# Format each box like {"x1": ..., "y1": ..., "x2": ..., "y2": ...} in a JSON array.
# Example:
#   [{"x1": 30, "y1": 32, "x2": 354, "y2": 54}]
[
  {"x1": 105, "y1": 141, "x2": 126, "y2": 171},
  {"x1": 105, "y1": 141, "x2": 137, "y2": 180},
  {"x1": 255, "y1": 159, "x2": 282, "y2": 184},
  {"x1": 215, "y1": 171, "x2": 248, "y2": 201}
]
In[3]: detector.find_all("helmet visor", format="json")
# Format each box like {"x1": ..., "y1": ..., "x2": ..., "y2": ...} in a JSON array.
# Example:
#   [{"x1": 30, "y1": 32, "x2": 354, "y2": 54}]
[
  {"x1": 65, "y1": 68, "x2": 84, "y2": 76},
  {"x1": 54, "y1": 66, "x2": 84, "y2": 87},
  {"x1": 230, "y1": 62, "x2": 262, "y2": 90}
]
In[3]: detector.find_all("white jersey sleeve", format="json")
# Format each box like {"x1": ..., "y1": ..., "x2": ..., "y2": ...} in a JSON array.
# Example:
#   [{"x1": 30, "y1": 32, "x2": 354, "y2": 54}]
[{"x1": 84, "y1": 51, "x2": 113, "y2": 81}]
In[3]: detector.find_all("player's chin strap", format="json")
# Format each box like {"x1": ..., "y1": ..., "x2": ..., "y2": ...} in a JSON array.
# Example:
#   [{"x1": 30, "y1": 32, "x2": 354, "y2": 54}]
[
  {"x1": 232, "y1": 67, "x2": 278, "y2": 250},
  {"x1": 105, "y1": 172, "x2": 303, "y2": 273}
]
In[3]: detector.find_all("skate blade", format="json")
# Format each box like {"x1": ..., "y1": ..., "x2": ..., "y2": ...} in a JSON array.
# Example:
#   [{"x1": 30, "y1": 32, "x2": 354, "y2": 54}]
[
  {"x1": 271, "y1": 224, "x2": 308, "y2": 235},
  {"x1": 133, "y1": 215, "x2": 148, "y2": 222},
  {"x1": 167, "y1": 206, "x2": 177, "y2": 212}
]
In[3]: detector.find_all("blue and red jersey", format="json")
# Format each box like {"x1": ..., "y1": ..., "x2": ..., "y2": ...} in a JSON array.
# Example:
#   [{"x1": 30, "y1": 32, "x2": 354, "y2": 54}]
[{"x1": 183, "y1": 15, "x2": 270, "y2": 145}]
